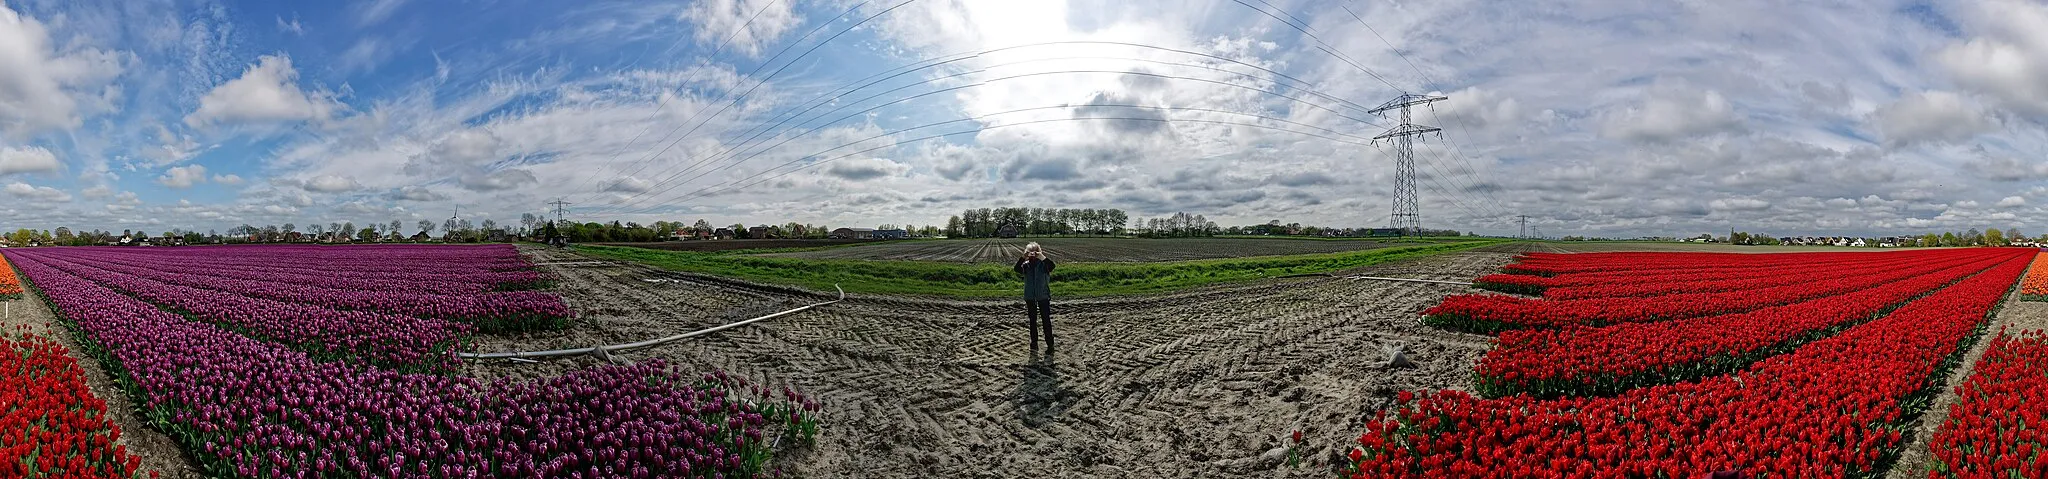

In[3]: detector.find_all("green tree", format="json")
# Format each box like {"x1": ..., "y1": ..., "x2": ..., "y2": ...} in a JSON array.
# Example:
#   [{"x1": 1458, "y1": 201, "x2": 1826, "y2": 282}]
[{"x1": 1986, "y1": 228, "x2": 2007, "y2": 246}]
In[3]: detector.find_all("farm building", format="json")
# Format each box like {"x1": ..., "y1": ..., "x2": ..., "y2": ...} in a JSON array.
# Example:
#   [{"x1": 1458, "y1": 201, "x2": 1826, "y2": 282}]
[
  {"x1": 831, "y1": 227, "x2": 875, "y2": 239},
  {"x1": 873, "y1": 229, "x2": 908, "y2": 239},
  {"x1": 714, "y1": 228, "x2": 736, "y2": 239},
  {"x1": 748, "y1": 226, "x2": 776, "y2": 239}
]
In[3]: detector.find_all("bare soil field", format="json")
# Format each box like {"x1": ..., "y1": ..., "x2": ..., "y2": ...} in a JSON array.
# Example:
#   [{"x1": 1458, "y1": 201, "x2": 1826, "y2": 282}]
[
  {"x1": 592, "y1": 238, "x2": 880, "y2": 252},
  {"x1": 759, "y1": 237, "x2": 1413, "y2": 263},
  {"x1": 465, "y1": 245, "x2": 1518, "y2": 477}
]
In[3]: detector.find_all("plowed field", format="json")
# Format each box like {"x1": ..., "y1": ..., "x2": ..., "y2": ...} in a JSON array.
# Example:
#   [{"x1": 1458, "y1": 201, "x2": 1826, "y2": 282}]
[{"x1": 467, "y1": 244, "x2": 1534, "y2": 477}]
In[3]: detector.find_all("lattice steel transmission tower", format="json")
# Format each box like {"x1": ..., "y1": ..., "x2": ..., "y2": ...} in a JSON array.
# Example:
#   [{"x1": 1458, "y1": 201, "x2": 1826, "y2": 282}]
[
  {"x1": 1370, "y1": 93, "x2": 1447, "y2": 235},
  {"x1": 1517, "y1": 215, "x2": 1530, "y2": 239}
]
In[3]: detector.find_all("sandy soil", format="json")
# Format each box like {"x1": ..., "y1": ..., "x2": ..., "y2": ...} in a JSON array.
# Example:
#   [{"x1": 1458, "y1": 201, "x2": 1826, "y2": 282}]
[
  {"x1": 464, "y1": 245, "x2": 1515, "y2": 477},
  {"x1": 0, "y1": 282, "x2": 204, "y2": 478}
]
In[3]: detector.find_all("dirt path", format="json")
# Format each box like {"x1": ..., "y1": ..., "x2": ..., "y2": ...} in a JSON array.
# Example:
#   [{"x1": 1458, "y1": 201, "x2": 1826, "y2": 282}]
[
  {"x1": 0, "y1": 279, "x2": 203, "y2": 479},
  {"x1": 467, "y1": 245, "x2": 1513, "y2": 478},
  {"x1": 1886, "y1": 287, "x2": 2048, "y2": 479}
]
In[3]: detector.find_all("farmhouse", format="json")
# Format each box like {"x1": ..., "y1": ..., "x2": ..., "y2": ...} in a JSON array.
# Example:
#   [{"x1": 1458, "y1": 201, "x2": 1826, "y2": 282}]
[
  {"x1": 831, "y1": 227, "x2": 875, "y2": 239},
  {"x1": 873, "y1": 229, "x2": 908, "y2": 240},
  {"x1": 748, "y1": 226, "x2": 776, "y2": 239}
]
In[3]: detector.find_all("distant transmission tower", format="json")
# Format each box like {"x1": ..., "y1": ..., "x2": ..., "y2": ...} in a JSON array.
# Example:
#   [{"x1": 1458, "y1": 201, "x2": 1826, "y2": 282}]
[
  {"x1": 1517, "y1": 215, "x2": 1530, "y2": 239},
  {"x1": 547, "y1": 199, "x2": 573, "y2": 228},
  {"x1": 1370, "y1": 93, "x2": 1448, "y2": 235}
]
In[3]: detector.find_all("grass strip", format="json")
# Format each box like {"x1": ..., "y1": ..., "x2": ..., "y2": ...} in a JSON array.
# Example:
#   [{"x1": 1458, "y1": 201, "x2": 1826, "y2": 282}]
[{"x1": 580, "y1": 240, "x2": 1499, "y2": 298}]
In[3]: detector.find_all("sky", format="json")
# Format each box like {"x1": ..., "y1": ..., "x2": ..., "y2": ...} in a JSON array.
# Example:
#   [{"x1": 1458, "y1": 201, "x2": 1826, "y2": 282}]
[{"x1": 1, "y1": 0, "x2": 2046, "y2": 238}]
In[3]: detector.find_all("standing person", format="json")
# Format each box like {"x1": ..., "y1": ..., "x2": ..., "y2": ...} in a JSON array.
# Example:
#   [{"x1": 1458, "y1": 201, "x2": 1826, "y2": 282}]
[{"x1": 1014, "y1": 242, "x2": 1056, "y2": 352}]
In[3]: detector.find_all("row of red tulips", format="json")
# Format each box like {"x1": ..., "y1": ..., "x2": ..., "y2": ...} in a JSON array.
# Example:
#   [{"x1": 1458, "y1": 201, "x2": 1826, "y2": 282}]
[
  {"x1": 1425, "y1": 250, "x2": 2012, "y2": 333},
  {"x1": 1499, "y1": 250, "x2": 1908, "y2": 276},
  {"x1": 6, "y1": 249, "x2": 818, "y2": 478},
  {"x1": 1477, "y1": 251, "x2": 1943, "y2": 295},
  {"x1": 18, "y1": 252, "x2": 468, "y2": 370},
  {"x1": 1538, "y1": 252, "x2": 1963, "y2": 300},
  {"x1": 1927, "y1": 328, "x2": 2048, "y2": 478},
  {"x1": 2, "y1": 330, "x2": 147, "y2": 478},
  {"x1": 1348, "y1": 252, "x2": 2027, "y2": 477},
  {"x1": 1475, "y1": 251, "x2": 2012, "y2": 398}
]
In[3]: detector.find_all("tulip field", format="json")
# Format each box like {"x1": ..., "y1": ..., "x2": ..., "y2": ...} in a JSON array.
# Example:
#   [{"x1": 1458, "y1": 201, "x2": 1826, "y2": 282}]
[
  {"x1": 3, "y1": 331, "x2": 147, "y2": 478},
  {"x1": 1, "y1": 245, "x2": 820, "y2": 478},
  {"x1": 1348, "y1": 248, "x2": 2037, "y2": 477},
  {"x1": 2023, "y1": 256, "x2": 2048, "y2": 302},
  {"x1": 1929, "y1": 329, "x2": 2048, "y2": 477},
  {"x1": 0, "y1": 253, "x2": 20, "y2": 300}
]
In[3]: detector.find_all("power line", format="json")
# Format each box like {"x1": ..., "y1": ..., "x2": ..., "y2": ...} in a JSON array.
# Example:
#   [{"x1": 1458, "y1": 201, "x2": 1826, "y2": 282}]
[
  {"x1": 563, "y1": 0, "x2": 791, "y2": 196},
  {"x1": 1341, "y1": 2, "x2": 1514, "y2": 220}
]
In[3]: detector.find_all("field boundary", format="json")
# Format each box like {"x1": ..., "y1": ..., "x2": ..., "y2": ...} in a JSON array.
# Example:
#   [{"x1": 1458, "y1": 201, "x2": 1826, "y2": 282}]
[{"x1": 577, "y1": 240, "x2": 1502, "y2": 298}]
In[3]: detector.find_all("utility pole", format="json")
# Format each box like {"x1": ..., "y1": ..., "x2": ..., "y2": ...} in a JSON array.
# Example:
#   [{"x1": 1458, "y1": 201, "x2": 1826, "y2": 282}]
[
  {"x1": 1517, "y1": 215, "x2": 1530, "y2": 240},
  {"x1": 1370, "y1": 93, "x2": 1448, "y2": 236}
]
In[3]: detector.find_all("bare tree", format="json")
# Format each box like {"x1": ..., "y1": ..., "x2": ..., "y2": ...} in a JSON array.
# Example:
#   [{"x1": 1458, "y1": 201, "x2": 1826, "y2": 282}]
[{"x1": 418, "y1": 220, "x2": 435, "y2": 237}]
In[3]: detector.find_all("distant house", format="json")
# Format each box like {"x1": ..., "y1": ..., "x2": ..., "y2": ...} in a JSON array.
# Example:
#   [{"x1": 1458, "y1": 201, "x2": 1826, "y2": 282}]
[
  {"x1": 996, "y1": 225, "x2": 1020, "y2": 238},
  {"x1": 830, "y1": 227, "x2": 875, "y2": 239},
  {"x1": 411, "y1": 231, "x2": 432, "y2": 242},
  {"x1": 873, "y1": 229, "x2": 908, "y2": 240},
  {"x1": 713, "y1": 228, "x2": 736, "y2": 239},
  {"x1": 748, "y1": 226, "x2": 775, "y2": 239}
]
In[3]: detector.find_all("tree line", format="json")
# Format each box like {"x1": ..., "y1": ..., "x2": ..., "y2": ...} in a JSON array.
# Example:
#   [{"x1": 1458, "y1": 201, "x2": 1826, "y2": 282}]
[{"x1": 944, "y1": 208, "x2": 1134, "y2": 238}]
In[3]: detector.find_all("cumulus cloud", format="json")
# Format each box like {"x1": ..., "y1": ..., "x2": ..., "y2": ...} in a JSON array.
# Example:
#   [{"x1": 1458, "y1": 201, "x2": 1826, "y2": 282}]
[
  {"x1": 211, "y1": 173, "x2": 244, "y2": 185},
  {"x1": 1998, "y1": 196, "x2": 2027, "y2": 207},
  {"x1": 1709, "y1": 198, "x2": 1773, "y2": 211},
  {"x1": 681, "y1": 0, "x2": 799, "y2": 57},
  {"x1": 304, "y1": 174, "x2": 363, "y2": 193},
  {"x1": 4, "y1": 181, "x2": 69, "y2": 203},
  {"x1": 0, "y1": 4, "x2": 124, "y2": 141},
  {"x1": 157, "y1": 165, "x2": 208, "y2": 188},
  {"x1": 184, "y1": 55, "x2": 341, "y2": 127},
  {"x1": 1603, "y1": 83, "x2": 1742, "y2": 142},
  {"x1": 0, "y1": 145, "x2": 60, "y2": 175},
  {"x1": 1872, "y1": 91, "x2": 1992, "y2": 147},
  {"x1": 1937, "y1": 0, "x2": 2048, "y2": 116},
  {"x1": 1962, "y1": 150, "x2": 2048, "y2": 181}
]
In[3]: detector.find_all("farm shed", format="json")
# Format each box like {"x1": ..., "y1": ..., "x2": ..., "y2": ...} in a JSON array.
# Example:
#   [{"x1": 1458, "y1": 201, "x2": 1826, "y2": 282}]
[
  {"x1": 749, "y1": 226, "x2": 776, "y2": 239},
  {"x1": 831, "y1": 227, "x2": 875, "y2": 239},
  {"x1": 873, "y1": 229, "x2": 908, "y2": 239}
]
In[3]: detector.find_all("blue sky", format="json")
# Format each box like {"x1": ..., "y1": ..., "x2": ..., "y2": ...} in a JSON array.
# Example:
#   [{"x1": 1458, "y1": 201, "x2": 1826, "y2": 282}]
[{"x1": 1, "y1": 0, "x2": 2046, "y2": 237}]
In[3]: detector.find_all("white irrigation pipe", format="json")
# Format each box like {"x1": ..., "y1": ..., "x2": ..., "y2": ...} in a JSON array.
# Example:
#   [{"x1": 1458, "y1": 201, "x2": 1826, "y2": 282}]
[
  {"x1": 460, "y1": 284, "x2": 845, "y2": 360},
  {"x1": 1346, "y1": 276, "x2": 1473, "y2": 286}
]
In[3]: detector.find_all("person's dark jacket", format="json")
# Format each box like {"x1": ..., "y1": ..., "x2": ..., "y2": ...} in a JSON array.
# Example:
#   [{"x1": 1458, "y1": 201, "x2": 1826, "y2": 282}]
[{"x1": 1014, "y1": 257, "x2": 1054, "y2": 300}]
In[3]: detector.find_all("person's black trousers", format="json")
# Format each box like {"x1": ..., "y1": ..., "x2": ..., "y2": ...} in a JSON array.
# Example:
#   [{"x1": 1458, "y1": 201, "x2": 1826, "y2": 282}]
[{"x1": 1026, "y1": 299, "x2": 1054, "y2": 350}]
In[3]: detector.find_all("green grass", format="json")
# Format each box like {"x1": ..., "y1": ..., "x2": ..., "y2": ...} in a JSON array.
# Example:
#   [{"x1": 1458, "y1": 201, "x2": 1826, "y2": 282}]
[
  {"x1": 579, "y1": 240, "x2": 1501, "y2": 298},
  {"x1": 1209, "y1": 235, "x2": 1471, "y2": 242}
]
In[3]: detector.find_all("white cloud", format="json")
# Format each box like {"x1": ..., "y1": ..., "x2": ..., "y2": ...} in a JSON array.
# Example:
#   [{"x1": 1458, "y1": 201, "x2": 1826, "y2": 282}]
[
  {"x1": 681, "y1": 0, "x2": 799, "y2": 57},
  {"x1": 304, "y1": 174, "x2": 363, "y2": 193},
  {"x1": 1603, "y1": 83, "x2": 1742, "y2": 142},
  {"x1": 386, "y1": 185, "x2": 449, "y2": 201},
  {"x1": 211, "y1": 173, "x2": 244, "y2": 185},
  {"x1": 1872, "y1": 91, "x2": 1992, "y2": 146},
  {"x1": 356, "y1": 0, "x2": 410, "y2": 27},
  {"x1": 1998, "y1": 196, "x2": 2027, "y2": 207},
  {"x1": 276, "y1": 15, "x2": 304, "y2": 35},
  {"x1": 1709, "y1": 198, "x2": 1772, "y2": 211},
  {"x1": 4, "y1": 181, "x2": 70, "y2": 203},
  {"x1": 0, "y1": 145, "x2": 60, "y2": 175},
  {"x1": 157, "y1": 164, "x2": 208, "y2": 188},
  {"x1": 184, "y1": 55, "x2": 341, "y2": 127},
  {"x1": 80, "y1": 185, "x2": 111, "y2": 199},
  {"x1": 1938, "y1": 0, "x2": 2048, "y2": 116},
  {"x1": 0, "y1": 4, "x2": 125, "y2": 141}
]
